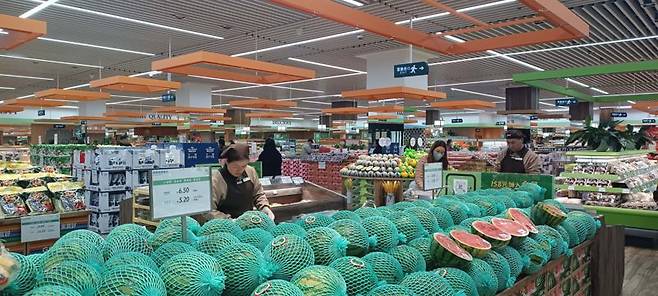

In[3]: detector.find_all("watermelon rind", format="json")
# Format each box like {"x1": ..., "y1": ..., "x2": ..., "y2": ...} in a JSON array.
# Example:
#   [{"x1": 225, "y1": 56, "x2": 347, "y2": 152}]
[
  {"x1": 450, "y1": 230, "x2": 491, "y2": 258},
  {"x1": 530, "y1": 203, "x2": 567, "y2": 226},
  {"x1": 507, "y1": 208, "x2": 538, "y2": 234},
  {"x1": 471, "y1": 221, "x2": 511, "y2": 249},
  {"x1": 430, "y1": 232, "x2": 472, "y2": 268}
]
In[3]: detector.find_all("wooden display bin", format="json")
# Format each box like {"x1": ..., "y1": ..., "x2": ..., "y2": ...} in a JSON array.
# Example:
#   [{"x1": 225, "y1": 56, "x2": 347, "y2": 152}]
[{"x1": 0, "y1": 211, "x2": 90, "y2": 254}]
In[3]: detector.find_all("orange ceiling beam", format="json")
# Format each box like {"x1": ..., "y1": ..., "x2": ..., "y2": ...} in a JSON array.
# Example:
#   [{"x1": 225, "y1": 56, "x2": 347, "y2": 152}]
[
  {"x1": 245, "y1": 112, "x2": 293, "y2": 118},
  {"x1": 430, "y1": 99, "x2": 495, "y2": 110},
  {"x1": 0, "y1": 14, "x2": 46, "y2": 50},
  {"x1": 90, "y1": 76, "x2": 181, "y2": 93},
  {"x1": 632, "y1": 101, "x2": 658, "y2": 112},
  {"x1": 229, "y1": 99, "x2": 296, "y2": 109},
  {"x1": 0, "y1": 106, "x2": 24, "y2": 113},
  {"x1": 152, "y1": 51, "x2": 316, "y2": 84},
  {"x1": 151, "y1": 106, "x2": 227, "y2": 114},
  {"x1": 61, "y1": 116, "x2": 118, "y2": 122},
  {"x1": 103, "y1": 111, "x2": 147, "y2": 118},
  {"x1": 321, "y1": 107, "x2": 365, "y2": 115},
  {"x1": 196, "y1": 115, "x2": 232, "y2": 122},
  {"x1": 368, "y1": 114, "x2": 398, "y2": 120},
  {"x1": 368, "y1": 105, "x2": 404, "y2": 113},
  {"x1": 35, "y1": 89, "x2": 111, "y2": 101},
  {"x1": 342, "y1": 87, "x2": 447, "y2": 101},
  {"x1": 4, "y1": 98, "x2": 66, "y2": 107}
]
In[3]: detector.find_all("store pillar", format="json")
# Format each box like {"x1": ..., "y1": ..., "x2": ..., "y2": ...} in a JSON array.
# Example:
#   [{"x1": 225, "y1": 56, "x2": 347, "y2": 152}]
[{"x1": 176, "y1": 82, "x2": 213, "y2": 108}]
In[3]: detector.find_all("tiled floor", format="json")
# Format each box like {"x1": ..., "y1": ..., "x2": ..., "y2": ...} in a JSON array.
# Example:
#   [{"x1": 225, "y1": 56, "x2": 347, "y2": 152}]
[{"x1": 622, "y1": 246, "x2": 658, "y2": 296}]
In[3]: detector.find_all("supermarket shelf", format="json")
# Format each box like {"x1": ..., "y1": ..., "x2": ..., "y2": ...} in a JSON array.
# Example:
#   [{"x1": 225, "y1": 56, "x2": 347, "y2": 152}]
[
  {"x1": 340, "y1": 175, "x2": 414, "y2": 181},
  {"x1": 133, "y1": 217, "x2": 159, "y2": 227},
  {"x1": 565, "y1": 150, "x2": 650, "y2": 157},
  {"x1": 556, "y1": 184, "x2": 629, "y2": 194},
  {"x1": 559, "y1": 172, "x2": 621, "y2": 181},
  {"x1": 584, "y1": 205, "x2": 658, "y2": 230}
]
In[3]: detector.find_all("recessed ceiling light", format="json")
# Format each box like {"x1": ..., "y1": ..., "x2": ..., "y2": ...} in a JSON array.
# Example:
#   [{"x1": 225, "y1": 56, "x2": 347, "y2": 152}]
[
  {"x1": 0, "y1": 87, "x2": 16, "y2": 90},
  {"x1": 20, "y1": 0, "x2": 59, "y2": 18},
  {"x1": 288, "y1": 58, "x2": 365, "y2": 73},
  {"x1": 106, "y1": 97, "x2": 160, "y2": 105},
  {"x1": 450, "y1": 87, "x2": 505, "y2": 99},
  {"x1": 429, "y1": 78, "x2": 512, "y2": 88},
  {"x1": 37, "y1": 37, "x2": 156, "y2": 56},
  {"x1": 0, "y1": 54, "x2": 103, "y2": 68},
  {"x1": 0, "y1": 73, "x2": 53, "y2": 81}
]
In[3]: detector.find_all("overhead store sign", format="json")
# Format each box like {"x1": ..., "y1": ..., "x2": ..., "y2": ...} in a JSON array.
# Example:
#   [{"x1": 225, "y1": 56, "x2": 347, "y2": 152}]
[
  {"x1": 393, "y1": 61, "x2": 429, "y2": 78},
  {"x1": 250, "y1": 118, "x2": 316, "y2": 129},
  {"x1": 146, "y1": 113, "x2": 175, "y2": 121},
  {"x1": 555, "y1": 98, "x2": 578, "y2": 106},
  {"x1": 496, "y1": 121, "x2": 506, "y2": 126},
  {"x1": 37, "y1": 109, "x2": 45, "y2": 116},
  {"x1": 529, "y1": 115, "x2": 538, "y2": 120},
  {"x1": 642, "y1": 118, "x2": 656, "y2": 124},
  {"x1": 161, "y1": 92, "x2": 176, "y2": 103},
  {"x1": 53, "y1": 124, "x2": 65, "y2": 128},
  {"x1": 611, "y1": 112, "x2": 627, "y2": 118},
  {"x1": 451, "y1": 118, "x2": 463, "y2": 123},
  {"x1": 80, "y1": 120, "x2": 87, "y2": 125}
]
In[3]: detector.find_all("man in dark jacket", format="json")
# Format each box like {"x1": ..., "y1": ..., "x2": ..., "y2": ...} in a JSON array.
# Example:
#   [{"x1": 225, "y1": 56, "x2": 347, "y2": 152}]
[{"x1": 258, "y1": 138, "x2": 283, "y2": 176}]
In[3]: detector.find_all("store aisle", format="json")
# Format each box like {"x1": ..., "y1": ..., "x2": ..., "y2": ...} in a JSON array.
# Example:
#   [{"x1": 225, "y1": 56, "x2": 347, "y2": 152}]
[{"x1": 622, "y1": 246, "x2": 658, "y2": 296}]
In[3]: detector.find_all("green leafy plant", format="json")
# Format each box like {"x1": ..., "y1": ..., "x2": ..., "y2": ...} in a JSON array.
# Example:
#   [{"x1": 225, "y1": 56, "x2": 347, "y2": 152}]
[
  {"x1": 624, "y1": 125, "x2": 654, "y2": 150},
  {"x1": 566, "y1": 118, "x2": 635, "y2": 152}
]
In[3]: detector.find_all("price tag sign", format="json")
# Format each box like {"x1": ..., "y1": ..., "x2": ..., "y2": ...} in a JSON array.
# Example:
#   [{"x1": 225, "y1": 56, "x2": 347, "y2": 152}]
[
  {"x1": 150, "y1": 167, "x2": 212, "y2": 220},
  {"x1": 568, "y1": 186, "x2": 575, "y2": 191},
  {"x1": 21, "y1": 213, "x2": 60, "y2": 243},
  {"x1": 318, "y1": 162, "x2": 326, "y2": 170},
  {"x1": 259, "y1": 177, "x2": 272, "y2": 186},
  {"x1": 292, "y1": 177, "x2": 304, "y2": 185},
  {"x1": 280, "y1": 176, "x2": 293, "y2": 184},
  {"x1": 597, "y1": 187, "x2": 606, "y2": 193},
  {"x1": 423, "y1": 162, "x2": 443, "y2": 190}
]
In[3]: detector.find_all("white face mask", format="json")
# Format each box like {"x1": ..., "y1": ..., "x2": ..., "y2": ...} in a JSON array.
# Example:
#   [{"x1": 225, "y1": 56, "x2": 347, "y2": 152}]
[{"x1": 433, "y1": 151, "x2": 444, "y2": 160}]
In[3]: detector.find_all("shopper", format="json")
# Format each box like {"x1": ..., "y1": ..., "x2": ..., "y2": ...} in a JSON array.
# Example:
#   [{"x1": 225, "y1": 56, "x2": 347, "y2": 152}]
[
  {"x1": 372, "y1": 141, "x2": 383, "y2": 154},
  {"x1": 302, "y1": 138, "x2": 314, "y2": 156},
  {"x1": 415, "y1": 140, "x2": 449, "y2": 189},
  {"x1": 258, "y1": 138, "x2": 282, "y2": 177},
  {"x1": 117, "y1": 135, "x2": 132, "y2": 147},
  {"x1": 495, "y1": 129, "x2": 541, "y2": 174},
  {"x1": 206, "y1": 144, "x2": 275, "y2": 221}
]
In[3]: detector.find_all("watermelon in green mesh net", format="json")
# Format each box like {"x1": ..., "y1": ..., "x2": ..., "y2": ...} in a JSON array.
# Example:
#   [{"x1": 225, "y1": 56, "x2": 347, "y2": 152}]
[
  {"x1": 434, "y1": 267, "x2": 478, "y2": 296},
  {"x1": 366, "y1": 284, "x2": 415, "y2": 296},
  {"x1": 96, "y1": 264, "x2": 166, "y2": 296},
  {"x1": 517, "y1": 182, "x2": 547, "y2": 203},
  {"x1": 148, "y1": 227, "x2": 197, "y2": 251},
  {"x1": 25, "y1": 285, "x2": 82, "y2": 296},
  {"x1": 392, "y1": 201, "x2": 416, "y2": 211},
  {"x1": 362, "y1": 216, "x2": 401, "y2": 252},
  {"x1": 296, "y1": 214, "x2": 335, "y2": 230},
  {"x1": 387, "y1": 212, "x2": 426, "y2": 242},
  {"x1": 429, "y1": 207, "x2": 455, "y2": 230},
  {"x1": 400, "y1": 271, "x2": 462, "y2": 296},
  {"x1": 195, "y1": 232, "x2": 240, "y2": 256},
  {"x1": 512, "y1": 236, "x2": 548, "y2": 274},
  {"x1": 533, "y1": 225, "x2": 566, "y2": 259},
  {"x1": 150, "y1": 241, "x2": 195, "y2": 267},
  {"x1": 463, "y1": 258, "x2": 498, "y2": 296},
  {"x1": 104, "y1": 251, "x2": 158, "y2": 272},
  {"x1": 199, "y1": 219, "x2": 243, "y2": 237},
  {"x1": 59, "y1": 230, "x2": 105, "y2": 253},
  {"x1": 389, "y1": 245, "x2": 426, "y2": 274},
  {"x1": 412, "y1": 199, "x2": 433, "y2": 208},
  {"x1": 41, "y1": 238, "x2": 104, "y2": 272},
  {"x1": 408, "y1": 237, "x2": 432, "y2": 268},
  {"x1": 362, "y1": 252, "x2": 404, "y2": 284},
  {"x1": 557, "y1": 222, "x2": 580, "y2": 247},
  {"x1": 497, "y1": 246, "x2": 526, "y2": 280},
  {"x1": 39, "y1": 260, "x2": 101, "y2": 296},
  {"x1": 304, "y1": 227, "x2": 348, "y2": 265},
  {"x1": 216, "y1": 243, "x2": 273, "y2": 296},
  {"x1": 492, "y1": 195, "x2": 517, "y2": 210},
  {"x1": 328, "y1": 219, "x2": 372, "y2": 257},
  {"x1": 433, "y1": 199, "x2": 469, "y2": 224},
  {"x1": 509, "y1": 191, "x2": 534, "y2": 208},
  {"x1": 463, "y1": 202, "x2": 483, "y2": 218},
  {"x1": 542, "y1": 199, "x2": 568, "y2": 213},
  {"x1": 161, "y1": 251, "x2": 225, "y2": 296},
  {"x1": 375, "y1": 207, "x2": 394, "y2": 218},
  {"x1": 290, "y1": 265, "x2": 347, "y2": 296},
  {"x1": 156, "y1": 216, "x2": 202, "y2": 234},
  {"x1": 331, "y1": 210, "x2": 362, "y2": 223},
  {"x1": 250, "y1": 279, "x2": 304, "y2": 296},
  {"x1": 239, "y1": 228, "x2": 275, "y2": 251},
  {"x1": 2, "y1": 253, "x2": 37, "y2": 295},
  {"x1": 405, "y1": 207, "x2": 441, "y2": 234},
  {"x1": 567, "y1": 211, "x2": 600, "y2": 241},
  {"x1": 328, "y1": 257, "x2": 379, "y2": 296},
  {"x1": 264, "y1": 235, "x2": 315, "y2": 280},
  {"x1": 107, "y1": 224, "x2": 153, "y2": 241},
  {"x1": 271, "y1": 222, "x2": 308, "y2": 239},
  {"x1": 104, "y1": 231, "x2": 152, "y2": 259},
  {"x1": 236, "y1": 211, "x2": 275, "y2": 231},
  {"x1": 354, "y1": 207, "x2": 383, "y2": 219},
  {"x1": 482, "y1": 250, "x2": 514, "y2": 291}
]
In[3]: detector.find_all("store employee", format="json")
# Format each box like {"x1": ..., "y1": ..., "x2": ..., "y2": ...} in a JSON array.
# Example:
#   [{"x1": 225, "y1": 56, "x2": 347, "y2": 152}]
[
  {"x1": 495, "y1": 130, "x2": 541, "y2": 174},
  {"x1": 206, "y1": 144, "x2": 275, "y2": 221}
]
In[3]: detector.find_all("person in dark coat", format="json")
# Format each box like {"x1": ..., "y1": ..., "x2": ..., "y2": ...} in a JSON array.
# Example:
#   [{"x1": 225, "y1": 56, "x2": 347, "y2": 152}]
[{"x1": 258, "y1": 138, "x2": 283, "y2": 177}]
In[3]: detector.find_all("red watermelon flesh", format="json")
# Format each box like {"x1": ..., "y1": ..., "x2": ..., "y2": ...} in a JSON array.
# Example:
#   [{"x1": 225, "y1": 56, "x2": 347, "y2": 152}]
[
  {"x1": 450, "y1": 230, "x2": 491, "y2": 251},
  {"x1": 491, "y1": 217, "x2": 529, "y2": 237},
  {"x1": 507, "y1": 208, "x2": 538, "y2": 234},
  {"x1": 472, "y1": 221, "x2": 511, "y2": 241},
  {"x1": 433, "y1": 232, "x2": 473, "y2": 261}
]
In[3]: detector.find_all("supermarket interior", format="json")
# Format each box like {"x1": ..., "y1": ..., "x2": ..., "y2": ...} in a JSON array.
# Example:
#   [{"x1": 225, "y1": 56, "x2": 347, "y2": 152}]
[{"x1": 0, "y1": 0, "x2": 657, "y2": 295}]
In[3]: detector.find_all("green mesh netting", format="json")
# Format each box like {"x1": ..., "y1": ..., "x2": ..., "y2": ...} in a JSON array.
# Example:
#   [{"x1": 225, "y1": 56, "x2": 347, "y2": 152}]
[
  {"x1": 567, "y1": 211, "x2": 600, "y2": 241},
  {"x1": 156, "y1": 216, "x2": 201, "y2": 234},
  {"x1": 150, "y1": 241, "x2": 196, "y2": 267},
  {"x1": 434, "y1": 267, "x2": 478, "y2": 296},
  {"x1": 39, "y1": 260, "x2": 100, "y2": 296},
  {"x1": 433, "y1": 200, "x2": 469, "y2": 224},
  {"x1": 563, "y1": 217, "x2": 588, "y2": 246},
  {"x1": 25, "y1": 285, "x2": 82, "y2": 296},
  {"x1": 509, "y1": 192, "x2": 534, "y2": 208},
  {"x1": 391, "y1": 201, "x2": 416, "y2": 211},
  {"x1": 458, "y1": 217, "x2": 484, "y2": 232},
  {"x1": 558, "y1": 222, "x2": 580, "y2": 248},
  {"x1": 296, "y1": 214, "x2": 336, "y2": 230},
  {"x1": 473, "y1": 198, "x2": 504, "y2": 216},
  {"x1": 405, "y1": 207, "x2": 441, "y2": 234},
  {"x1": 2, "y1": 253, "x2": 37, "y2": 295},
  {"x1": 264, "y1": 235, "x2": 315, "y2": 281},
  {"x1": 290, "y1": 265, "x2": 347, "y2": 296},
  {"x1": 517, "y1": 183, "x2": 546, "y2": 203},
  {"x1": 412, "y1": 199, "x2": 433, "y2": 208},
  {"x1": 542, "y1": 199, "x2": 568, "y2": 213},
  {"x1": 96, "y1": 264, "x2": 166, "y2": 296},
  {"x1": 513, "y1": 236, "x2": 548, "y2": 274},
  {"x1": 554, "y1": 225, "x2": 572, "y2": 250},
  {"x1": 354, "y1": 207, "x2": 383, "y2": 219},
  {"x1": 305, "y1": 227, "x2": 348, "y2": 266},
  {"x1": 250, "y1": 279, "x2": 304, "y2": 296},
  {"x1": 408, "y1": 237, "x2": 432, "y2": 268},
  {"x1": 462, "y1": 203, "x2": 482, "y2": 219},
  {"x1": 328, "y1": 219, "x2": 371, "y2": 257},
  {"x1": 362, "y1": 252, "x2": 404, "y2": 284},
  {"x1": 534, "y1": 225, "x2": 566, "y2": 259},
  {"x1": 199, "y1": 219, "x2": 243, "y2": 237},
  {"x1": 497, "y1": 246, "x2": 526, "y2": 279},
  {"x1": 492, "y1": 195, "x2": 517, "y2": 210},
  {"x1": 160, "y1": 251, "x2": 225, "y2": 296},
  {"x1": 331, "y1": 210, "x2": 363, "y2": 223},
  {"x1": 104, "y1": 232, "x2": 152, "y2": 259},
  {"x1": 328, "y1": 257, "x2": 379, "y2": 296},
  {"x1": 216, "y1": 243, "x2": 272, "y2": 296},
  {"x1": 376, "y1": 207, "x2": 394, "y2": 218},
  {"x1": 59, "y1": 230, "x2": 105, "y2": 252},
  {"x1": 41, "y1": 238, "x2": 104, "y2": 272},
  {"x1": 148, "y1": 227, "x2": 197, "y2": 250},
  {"x1": 428, "y1": 207, "x2": 455, "y2": 230},
  {"x1": 366, "y1": 284, "x2": 415, "y2": 296},
  {"x1": 463, "y1": 258, "x2": 498, "y2": 296},
  {"x1": 387, "y1": 212, "x2": 426, "y2": 242},
  {"x1": 104, "y1": 251, "x2": 158, "y2": 272},
  {"x1": 239, "y1": 228, "x2": 275, "y2": 251},
  {"x1": 236, "y1": 211, "x2": 276, "y2": 231},
  {"x1": 362, "y1": 216, "x2": 401, "y2": 252},
  {"x1": 482, "y1": 250, "x2": 514, "y2": 291},
  {"x1": 271, "y1": 222, "x2": 308, "y2": 239},
  {"x1": 195, "y1": 232, "x2": 240, "y2": 256},
  {"x1": 389, "y1": 245, "x2": 426, "y2": 274},
  {"x1": 400, "y1": 271, "x2": 460, "y2": 296}
]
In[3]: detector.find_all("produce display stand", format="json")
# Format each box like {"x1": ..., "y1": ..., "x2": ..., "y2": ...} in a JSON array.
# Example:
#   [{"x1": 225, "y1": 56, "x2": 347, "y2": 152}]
[
  {"x1": 340, "y1": 175, "x2": 413, "y2": 208},
  {"x1": 0, "y1": 210, "x2": 90, "y2": 254},
  {"x1": 443, "y1": 171, "x2": 555, "y2": 198}
]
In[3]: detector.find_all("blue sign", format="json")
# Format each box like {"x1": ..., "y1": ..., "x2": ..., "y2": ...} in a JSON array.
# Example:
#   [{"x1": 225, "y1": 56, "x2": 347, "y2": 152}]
[
  {"x1": 642, "y1": 118, "x2": 656, "y2": 124},
  {"x1": 37, "y1": 109, "x2": 45, "y2": 116},
  {"x1": 529, "y1": 115, "x2": 538, "y2": 120},
  {"x1": 451, "y1": 118, "x2": 463, "y2": 123},
  {"x1": 394, "y1": 62, "x2": 429, "y2": 78},
  {"x1": 80, "y1": 120, "x2": 87, "y2": 125},
  {"x1": 161, "y1": 92, "x2": 176, "y2": 103},
  {"x1": 496, "y1": 121, "x2": 506, "y2": 126},
  {"x1": 53, "y1": 124, "x2": 66, "y2": 129},
  {"x1": 181, "y1": 143, "x2": 220, "y2": 167},
  {"x1": 555, "y1": 98, "x2": 577, "y2": 106},
  {"x1": 152, "y1": 122, "x2": 162, "y2": 126},
  {"x1": 611, "y1": 112, "x2": 627, "y2": 118}
]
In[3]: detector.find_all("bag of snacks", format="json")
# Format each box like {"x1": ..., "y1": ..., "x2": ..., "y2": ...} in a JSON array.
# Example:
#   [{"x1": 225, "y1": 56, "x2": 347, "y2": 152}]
[
  {"x1": 0, "y1": 174, "x2": 18, "y2": 187},
  {"x1": 0, "y1": 187, "x2": 29, "y2": 218},
  {"x1": 17, "y1": 173, "x2": 48, "y2": 189},
  {"x1": 47, "y1": 181, "x2": 85, "y2": 212},
  {"x1": 22, "y1": 186, "x2": 55, "y2": 214}
]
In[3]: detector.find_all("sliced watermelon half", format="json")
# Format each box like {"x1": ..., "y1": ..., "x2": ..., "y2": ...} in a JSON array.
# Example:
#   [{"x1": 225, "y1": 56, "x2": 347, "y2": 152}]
[
  {"x1": 491, "y1": 217, "x2": 529, "y2": 238},
  {"x1": 507, "y1": 208, "x2": 538, "y2": 234},
  {"x1": 538, "y1": 203, "x2": 567, "y2": 226},
  {"x1": 472, "y1": 221, "x2": 511, "y2": 249},
  {"x1": 449, "y1": 229, "x2": 491, "y2": 258},
  {"x1": 430, "y1": 232, "x2": 473, "y2": 268}
]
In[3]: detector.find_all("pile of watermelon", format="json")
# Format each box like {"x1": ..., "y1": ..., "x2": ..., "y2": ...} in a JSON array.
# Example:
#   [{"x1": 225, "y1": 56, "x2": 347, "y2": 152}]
[{"x1": 3, "y1": 183, "x2": 601, "y2": 296}]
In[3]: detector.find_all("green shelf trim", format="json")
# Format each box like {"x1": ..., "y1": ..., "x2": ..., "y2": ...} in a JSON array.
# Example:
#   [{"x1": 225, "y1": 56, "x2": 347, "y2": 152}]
[
  {"x1": 444, "y1": 124, "x2": 505, "y2": 128},
  {"x1": 556, "y1": 184, "x2": 629, "y2": 194},
  {"x1": 565, "y1": 150, "x2": 650, "y2": 157},
  {"x1": 583, "y1": 205, "x2": 658, "y2": 230},
  {"x1": 559, "y1": 172, "x2": 620, "y2": 181}
]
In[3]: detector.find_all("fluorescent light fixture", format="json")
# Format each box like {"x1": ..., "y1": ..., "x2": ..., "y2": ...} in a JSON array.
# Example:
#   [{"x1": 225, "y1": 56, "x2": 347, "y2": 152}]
[
  {"x1": 494, "y1": 101, "x2": 506, "y2": 104},
  {"x1": 63, "y1": 83, "x2": 90, "y2": 90},
  {"x1": 0, "y1": 54, "x2": 103, "y2": 68},
  {"x1": 107, "y1": 97, "x2": 159, "y2": 105},
  {"x1": 212, "y1": 94, "x2": 259, "y2": 99},
  {"x1": 599, "y1": 105, "x2": 632, "y2": 109},
  {"x1": 284, "y1": 117, "x2": 304, "y2": 120},
  {"x1": 0, "y1": 73, "x2": 53, "y2": 80},
  {"x1": 288, "y1": 58, "x2": 365, "y2": 73},
  {"x1": 111, "y1": 95, "x2": 151, "y2": 99},
  {"x1": 339, "y1": 0, "x2": 363, "y2": 6},
  {"x1": 56, "y1": 105, "x2": 79, "y2": 109},
  {"x1": 26, "y1": 0, "x2": 223, "y2": 40},
  {"x1": 16, "y1": 94, "x2": 35, "y2": 99},
  {"x1": 450, "y1": 87, "x2": 505, "y2": 99},
  {"x1": 233, "y1": 30, "x2": 363, "y2": 57},
  {"x1": 544, "y1": 108, "x2": 569, "y2": 112},
  {"x1": 278, "y1": 94, "x2": 342, "y2": 102},
  {"x1": 20, "y1": 0, "x2": 58, "y2": 18},
  {"x1": 627, "y1": 100, "x2": 636, "y2": 104},
  {"x1": 539, "y1": 102, "x2": 554, "y2": 106},
  {"x1": 589, "y1": 87, "x2": 609, "y2": 95},
  {"x1": 300, "y1": 100, "x2": 332, "y2": 105},
  {"x1": 458, "y1": 0, "x2": 515, "y2": 12},
  {"x1": 369, "y1": 98, "x2": 401, "y2": 103},
  {"x1": 0, "y1": 31, "x2": 8, "y2": 35},
  {"x1": 37, "y1": 37, "x2": 155, "y2": 56},
  {"x1": 430, "y1": 78, "x2": 512, "y2": 88},
  {"x1": 565, "y1": 78, "x2": 589, "y2": 88},
  {"x1": 195, "y1": 75, "x2": 324, "y2": 94},
  {"x1": 0, "y1": 86, "x2": 16, "y2": 90},
  {"x1": 130, "y1": 71, "x2": 162, "y2": 78},
  {"x1": 215, "y1": 72, "x2": 363, "y2": 93}
]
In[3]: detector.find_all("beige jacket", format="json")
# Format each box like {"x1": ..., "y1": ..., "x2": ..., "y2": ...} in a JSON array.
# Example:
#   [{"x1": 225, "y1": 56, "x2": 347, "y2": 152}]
[
  {"x1": 202, "y1": 166, "x2": 270, "y2": 221},
  {"x1": 494, "y1": 148, "x2": 541, "y2": 174}
]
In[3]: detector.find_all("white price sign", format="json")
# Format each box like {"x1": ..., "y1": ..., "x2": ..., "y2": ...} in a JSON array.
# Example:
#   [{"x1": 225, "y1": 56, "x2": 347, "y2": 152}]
[
  {"x1": 150, "y1": 167, "x2": 212, "y2": 220},
  {"x1": 280, "y1": 176, "x2": 293, "y2": 184},
  {"x1": 423, "y1": 162, "x2": 443, "y2": 190},
  {"x1": 259, "y1": 177, "x2": 272, "y2": 186},
  {"x1": 318, "y1": 162, "x2": 326, "y2": 169},
  {"x1": 292, "y1": 177, "x2": 304, "y2": 185},
  {"x1": 21, "y1": 213, "x2": 60, "y2": 243}
]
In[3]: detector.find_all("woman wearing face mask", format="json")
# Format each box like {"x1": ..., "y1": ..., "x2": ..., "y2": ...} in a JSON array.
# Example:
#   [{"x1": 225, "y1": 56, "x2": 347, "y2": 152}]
[
  {"x1": 414, "y1": 140, "x2": 449, "y2": 189},
  {"x1": 204, "y1": 143, "x2": 275, "y2": 221}
]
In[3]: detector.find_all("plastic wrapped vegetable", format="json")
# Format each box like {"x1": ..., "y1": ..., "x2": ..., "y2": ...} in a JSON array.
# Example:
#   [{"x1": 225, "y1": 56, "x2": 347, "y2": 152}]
[
  {"x1": 329, "y1": 257, "x2": 380, "y2": 296},
  {"x1": 296, "y1": 214, "x2": 335, "y2": 230},
  {"x1": 362, "y1": 216, "x2": 402, "y2": 252},
  {"x1": 156, "y1": 217, "x2": 201, "y2": 235},
  {"x1": 400, "y1": 271, "x2": 463, "y2": 296},
  {"x1": 150, "y1": 242, "x2": 195, "y2": 267},
  {"x1": 328, "y1": 219, "x2": 372, "y2": 257},
  {"x1": 387, "y1": 212, "x2": 426, "y2": 242},
  {"x1": 39, "y1": 260, "x2": 101, "y2": 296},
  {"x1": 147, "y1": 227, "x2": 197, "y2": 251},
  {"x1": 366, "y1": 284, "x2": 415, "y2": 296},
  {"x1": 271, "y1": 222, "x2": 307, "y2": 239},
  {"x1": 405, "y1": 207, "x2": 441, "y2": 234},
  {"x1": 21, "y1": 186, "x2": 55, "y2": 214},
  {"x1": 104, "y1": 251, "x2": 158, "y2": 272},
  {"x1": 236, "y1": 211, "x2": 275, "y2": 231},
  {"x1": 216, "y1": 243, "x2": 274, "y2": 296},
  {"x1": 96, "y1": 264, "x2": 166, "y2": 296},
  {"x1": 25, "y1": 285, "x2": 83, "y2": 296},
  {"x1": 517, "y1": 182, "x2": 546, "y2": 202},
  {"x1": 239, "y1": 228, "x2": 274, "y2": 251},
  {"x1": 0, "y1": 186, "x2": 28, "y2": 217},
  {"x1": 362, "y1": 252, "x2": 404, "y2": 284},
  {"x1": 408, "y1": 237, "x2": 432, "y2": 268},
  {"x1": 497, "y1": 246, "x2": 526, "y2": 280},
  {"x1": 290, "y1": 265, "x2": 347, "y2": 296},
  {"x1": 250, "y1": 279, "x2": 304, "y2": 296},
  {"x1": 47, "y1": 181, "x2": 86, "y2": 212},
  {"x1": 199, "y1": 219, "x2": 243, "y2": 237},
  {"x1": 389, "y1": 245, "x2": 426, "y2": 274},
  {"x1": 434, "y1": 267, "x2": 478, "y2": 296},
  {"x1": 195, "y1": 232, "x2": 239, "y2": 256},
  {"x1": 58, "y1": 230, "x2": 105, "y2": 253},
  {"x1": 463, "y1": 258, "x2": 498, "y2": 296},
  {"x1": 104, "y1": 231, "x2": 152, "y2": 259},
  {"x1": 354, "y1": 207, "x2": 383, "y2": 219},
  {"x1": 428, "y1": 207, "x2": 455, "y2": 230},
  {"x1": 2, "y1": 252, "x2": 33, "y2": 295},
  {"x1": 482, "y1": 250, "x2": 514, "y2": 291},
  {"x1": 331, "y1": 210, "x2": 362, "y2": 223},
  {"x1": 304, "y1": 227, "x2": 348, "y2": 265},
  {"x1": 264, "y1": 235, "x2": 315, "y2": 280},
  {"x1": 160, "y1": 252, "x2": 225, "y2": 296},
  {"x1": 41, "y1": 238, "x2": 104, "y2": 272}
]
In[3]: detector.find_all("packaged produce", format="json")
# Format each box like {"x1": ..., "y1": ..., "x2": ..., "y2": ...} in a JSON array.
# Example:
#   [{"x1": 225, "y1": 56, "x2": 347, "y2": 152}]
[
  {"x1": 0, "y1": 174, "x2": 18, "y2": 187},
  {"x1": 47, "y1": 181, "x2": 86, "y2": 212},
  {"x1": 328, "y1": 256, "x2": 379, "y2": 296},
  {"x1": 22, "y1": 186, "x2": 55, "y2": 214},
  {"x1": 0, "y1": 186, "x2": 29, "y2": 217},
  {"x1": 362, "y1": 252, "x2": 404, "y2": 284}
]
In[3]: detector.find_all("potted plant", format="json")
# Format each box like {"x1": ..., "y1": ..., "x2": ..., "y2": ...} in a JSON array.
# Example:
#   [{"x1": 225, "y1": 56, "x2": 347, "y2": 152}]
[{"x1": 566, "y1": 118, "x2": 635, "y2": 152}]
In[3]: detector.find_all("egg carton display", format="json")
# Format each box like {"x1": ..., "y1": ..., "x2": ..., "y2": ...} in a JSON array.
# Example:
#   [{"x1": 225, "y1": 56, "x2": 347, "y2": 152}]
[
  {"x1": 580, "y1": 192, "x2": 623, "y2": 207},
  {"x1": 83, "y1": 170, "x2": 132, "y2": 191},
  {"x1": 85, "y1": 190, "x2": 131, "y2": 211},
  {"x1": 608, "y1": 157, "x2": 658, "y2": 178},
  {"x1": 89, "y1": 208, "x2": 120, "y2": 234}
]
